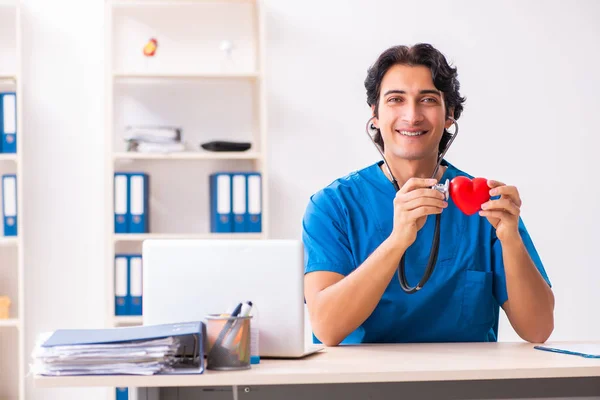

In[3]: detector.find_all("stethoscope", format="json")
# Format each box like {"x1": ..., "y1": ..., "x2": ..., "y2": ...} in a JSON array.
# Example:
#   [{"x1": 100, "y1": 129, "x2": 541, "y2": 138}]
[{"x1": 365, "y1": 116, "x2": 459, "y2": 294}]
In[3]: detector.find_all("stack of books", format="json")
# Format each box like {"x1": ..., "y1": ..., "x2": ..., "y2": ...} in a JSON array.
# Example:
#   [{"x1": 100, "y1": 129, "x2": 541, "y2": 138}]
[{"x1": 31, "y1": 322, "x2": 205, "y2": 376}]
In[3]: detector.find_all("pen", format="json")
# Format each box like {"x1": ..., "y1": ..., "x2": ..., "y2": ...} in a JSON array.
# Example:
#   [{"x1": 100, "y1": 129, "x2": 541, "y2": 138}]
[
  {"x1": 211, "y1": 302, "x2": 242, "y2": 352},
  {"x1": 222, "y1": 301, "x2": 253, "y2": 350}
]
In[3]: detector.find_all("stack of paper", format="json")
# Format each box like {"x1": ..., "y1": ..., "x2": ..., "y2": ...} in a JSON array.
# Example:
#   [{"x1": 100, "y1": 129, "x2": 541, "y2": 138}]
[
  {"x1": 31, "y1": 335, "x2": 180, "y2": 376},
  {"x1": 30, "y1": 322, "x2": 205, "y2": 376},
  {"x1": 124, "y1": 125, "x2": 186, "y2": 153}
]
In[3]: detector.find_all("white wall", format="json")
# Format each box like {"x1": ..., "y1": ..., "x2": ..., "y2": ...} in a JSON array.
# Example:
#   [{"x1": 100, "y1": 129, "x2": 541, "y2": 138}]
[
  {"x1": 21, "y1": 0, "x2": 600, "y2": 399},
  {"x1": 265, "y1": 0, "x2": 600, "y2": 343}
]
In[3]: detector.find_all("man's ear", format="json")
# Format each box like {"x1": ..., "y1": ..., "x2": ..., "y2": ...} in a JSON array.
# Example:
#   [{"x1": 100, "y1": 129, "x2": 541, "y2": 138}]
[
  {"x1": 444, "y1": 108, "x2": 455, "y2": 129},
  {"x1": 371, "y1": 105, "x2": 379, "y2": 129}
]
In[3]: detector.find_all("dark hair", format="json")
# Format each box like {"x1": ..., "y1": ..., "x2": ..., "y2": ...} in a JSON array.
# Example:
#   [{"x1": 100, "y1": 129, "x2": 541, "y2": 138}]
[{"x1": 364, "y1": 43, "x2": 466, "y2": 154}]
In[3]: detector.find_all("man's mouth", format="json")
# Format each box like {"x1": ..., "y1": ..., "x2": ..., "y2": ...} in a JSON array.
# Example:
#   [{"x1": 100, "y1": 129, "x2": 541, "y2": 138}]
[{"x1": 396, "y1": 129, "x2": 428, "y2": 137}]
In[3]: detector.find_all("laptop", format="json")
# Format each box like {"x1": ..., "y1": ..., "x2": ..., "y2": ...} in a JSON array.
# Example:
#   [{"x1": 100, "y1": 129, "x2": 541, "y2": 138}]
[{"x1": 142, "y1": 239, "x2": 323, "y2": 358}]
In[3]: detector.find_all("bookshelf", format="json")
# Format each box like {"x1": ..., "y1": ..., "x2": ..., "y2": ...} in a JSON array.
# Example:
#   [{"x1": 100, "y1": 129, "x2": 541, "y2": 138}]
[
  {"x1": 104, "y1": 0, "x2": 267, "y2": 397},
  {"x1": 0, "y1": 1, "x2": 23, "y2": 400}
]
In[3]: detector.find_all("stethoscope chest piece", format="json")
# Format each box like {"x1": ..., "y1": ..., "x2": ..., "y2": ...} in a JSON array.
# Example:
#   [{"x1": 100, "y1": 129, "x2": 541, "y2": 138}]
[{"x1": 432, "y1": 179, "x2": 450, "y2": 201}]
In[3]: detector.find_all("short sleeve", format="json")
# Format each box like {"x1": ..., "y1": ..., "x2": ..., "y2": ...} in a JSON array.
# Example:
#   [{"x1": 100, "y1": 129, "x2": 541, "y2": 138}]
[
  {"x1": 492, "y1": 217, "x2": 552, "y2": 306},
  {"x1": 301, "y1": 189, "x2": 355, "y2": 276}
]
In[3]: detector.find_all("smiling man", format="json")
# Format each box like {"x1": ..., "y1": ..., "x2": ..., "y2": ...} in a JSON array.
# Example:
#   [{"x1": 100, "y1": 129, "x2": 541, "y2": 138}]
[{"x1": 302, "y1": 43, "x2": 554, "y2": 346}]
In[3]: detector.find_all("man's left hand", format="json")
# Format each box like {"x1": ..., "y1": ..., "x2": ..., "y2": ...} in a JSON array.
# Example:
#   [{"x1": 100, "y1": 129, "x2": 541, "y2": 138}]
[{"x1": 479, "y1": 180, "x2": 521, "y2": 242}]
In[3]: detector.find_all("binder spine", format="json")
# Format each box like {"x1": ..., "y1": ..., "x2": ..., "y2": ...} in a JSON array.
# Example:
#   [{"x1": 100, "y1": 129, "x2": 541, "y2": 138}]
[
  {"x1": 246, "y1": 172, "x2": 262, "y2": 233},
  {"x1": 232, "y1": 173, "x2": 247, "y2": 232},
  {"x1": 2, "y1": 174, "x2": 17, "y2": 236},
  {"x1": 116, "y1": 387, "x2": 128, "y2": 400},
  {"x1": 114, "y1": 173, "x2": 129, "y2": 233},
  {"x1": 114, "y1": 255, "x2": 129, "y2": 316},
  {"x1": 1, "y1": 92, "x2": 17, "y2": 154},
  {"x1": 129, "y1": 173, "x2": 149, "y2": 233},
  {"x1": 209, "y1": 173, "x2": 232, "y2": 233},
  {"x1": 129, "y1": 255, "x2": 143, "y2": 316}
]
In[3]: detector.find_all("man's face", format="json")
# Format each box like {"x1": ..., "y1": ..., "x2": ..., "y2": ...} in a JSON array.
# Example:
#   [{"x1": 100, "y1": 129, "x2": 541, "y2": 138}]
[{"x1": 372, "y1": 64, "x2": 453, "y2": 161}]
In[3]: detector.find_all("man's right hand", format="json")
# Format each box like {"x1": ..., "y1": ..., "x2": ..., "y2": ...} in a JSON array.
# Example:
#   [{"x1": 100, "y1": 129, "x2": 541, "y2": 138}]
[{"x1": 390, "y1": 177, "x2": 448, "y2": 249}]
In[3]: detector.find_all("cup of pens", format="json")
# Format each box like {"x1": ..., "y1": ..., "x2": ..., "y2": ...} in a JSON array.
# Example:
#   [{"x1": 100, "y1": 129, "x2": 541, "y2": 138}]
[{"x1": 206, "y1": 311, "x2": 253, "y2": 370}]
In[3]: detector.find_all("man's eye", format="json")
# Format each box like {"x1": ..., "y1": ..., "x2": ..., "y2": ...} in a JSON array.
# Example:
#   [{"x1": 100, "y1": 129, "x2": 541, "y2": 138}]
[
  {"x1": 423, "y1": 97, "x2": 438, "y2": 103},
  {"x1": 388, "y1": 97, "x2": 402, "y2": 103}
]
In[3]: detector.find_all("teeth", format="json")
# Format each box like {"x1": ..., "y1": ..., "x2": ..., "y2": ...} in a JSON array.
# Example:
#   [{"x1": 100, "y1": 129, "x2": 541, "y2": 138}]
[{"x1": 398, "y1": 130, "x2": 425, "y2": 136}]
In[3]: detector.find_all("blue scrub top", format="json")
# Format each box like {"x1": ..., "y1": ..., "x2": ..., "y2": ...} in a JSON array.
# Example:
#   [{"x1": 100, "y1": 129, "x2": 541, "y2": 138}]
[{"x1": 302, "y1": 159, "x2": 551, "y2": 344}]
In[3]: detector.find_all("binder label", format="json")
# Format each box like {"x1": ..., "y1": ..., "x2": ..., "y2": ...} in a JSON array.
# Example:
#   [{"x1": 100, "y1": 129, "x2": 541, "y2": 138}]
[
  {"x1": 217, "y1": 174, "x2": 231, "y2": 214},
  {"x1": 115, "y1": 257, "x2": 127, "y2": 298},
  {"x1": 130, "y1": 257, "x2": 143, "y2": 297},
  {"x1": 3, "y1": 176, "x2": 16, "y2": 217},
  {"x1": 3, "y1": 94, "x2": 16, "y2": 135},
  {"x1": 233, "y1": 174, "x2": 246, "y2": 223},
  {"x1": 248, "y1": 175, "x2": 261, "y2": 215},
  {"x1": 114, "y1": 175, "x2": 127, "y2": 216},
  {"x1": 130, "y1": 175, "x2": 144, "y2": 216}
]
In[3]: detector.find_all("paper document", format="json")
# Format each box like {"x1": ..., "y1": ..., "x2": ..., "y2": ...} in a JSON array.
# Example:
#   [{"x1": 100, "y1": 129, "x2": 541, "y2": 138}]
[
  {"x1": 534, "y1": 343, "x2": 600, "y2": 358},
  {"x1": 30, "y1": 322, "x2": 205, "y2": 376}
]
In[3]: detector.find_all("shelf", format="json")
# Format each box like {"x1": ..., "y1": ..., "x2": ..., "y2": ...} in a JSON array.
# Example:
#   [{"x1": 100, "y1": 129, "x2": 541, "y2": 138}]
[
  {"x1": 114, "y1": 233, "x2": 264, "y2": 242},
  {"x1": 113, "y1": 316, "x2": 142, "y2": 326},
  {"x1": 111, "y1": 0, "x2": 256, "y2": 7},
  {"x1": 0, "y1": 318, "x2": 18, "y2": 328},
  {"x1": 113, "y1": 151, "x2": 261, "y2": 161},
  {"x1": 0, "y1": 237, "x2": 17, "y2": 246},
  {"x1": 0, "y1": 76, "x2": 16, "y2": 84},
  {"x1": 0, "y1": 153, "x2": 17, "y2": 162},
  {"x1": 113, "y1": 71, "x2": 259, "y2": 81}
]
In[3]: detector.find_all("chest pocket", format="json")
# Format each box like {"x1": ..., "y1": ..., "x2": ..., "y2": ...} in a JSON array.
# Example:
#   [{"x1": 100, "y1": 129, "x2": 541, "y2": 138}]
[{"x1": 461, "y1": 270, "x2": 495, "y2": 327}]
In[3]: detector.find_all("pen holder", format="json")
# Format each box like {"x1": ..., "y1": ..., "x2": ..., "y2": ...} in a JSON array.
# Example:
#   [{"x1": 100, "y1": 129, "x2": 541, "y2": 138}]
[{"x1": 206, "y1": 314, "x2": 252, "y2": 370}]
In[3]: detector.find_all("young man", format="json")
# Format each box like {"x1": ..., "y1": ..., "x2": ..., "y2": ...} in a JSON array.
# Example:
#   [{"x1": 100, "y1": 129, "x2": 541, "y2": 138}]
[{"x1": 302, "y1": 43, "x2": 554, "y2": 346}]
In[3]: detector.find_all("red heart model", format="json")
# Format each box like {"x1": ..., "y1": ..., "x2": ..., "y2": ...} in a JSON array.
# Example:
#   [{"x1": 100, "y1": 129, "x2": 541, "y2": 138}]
[{"x1": 449, "y1": 176, "x2": 491, "y2": 216}]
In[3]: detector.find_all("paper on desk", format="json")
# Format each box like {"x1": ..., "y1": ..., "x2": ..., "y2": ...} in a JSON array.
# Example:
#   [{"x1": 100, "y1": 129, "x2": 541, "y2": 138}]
[
  {"x1": 534, "y1": 343, "x2": 600, "y2": 358},
  {"x1": 30, "y1": 335, "x2": 181, "y2": 376}
]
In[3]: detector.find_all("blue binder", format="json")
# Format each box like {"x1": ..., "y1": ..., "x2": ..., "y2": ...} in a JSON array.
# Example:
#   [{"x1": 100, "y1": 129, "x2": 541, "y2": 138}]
[
  {"x1": 0, "y1": 92, "x2": 16, "y2": 153},
  {"x1": 2, "y1": 174, "x2": 17, "y2": 236},
  {"x1": 114, "y1": 255, "x2": 129, "y2": 316},
  {"x1": 129, "y1": 255, "x2": 143, "y2": 316},
  {"x1": 245, "y1": 172, "x2": 262, "y2": 233},
  {"x1": 232, "y1": 173, "x2": 247, "y2": 232},
  {"x1": 40, "y1": 321, "x2": 206, "y2": 375},
  {"x1": 209, "y1": 173, "x2": 232, "y2": 233},
  {"x1": 128, "y1": 173, "x2": 149, "y2": 233},
  {"x1": 114, "y1": 173, "x2": 129, "y2": 233},
  {"x1": 116, "y1": 388, "x2": 128, "y2": 400}
]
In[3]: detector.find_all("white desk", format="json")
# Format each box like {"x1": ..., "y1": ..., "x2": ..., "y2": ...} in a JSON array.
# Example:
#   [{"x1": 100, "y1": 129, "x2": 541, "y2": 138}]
[{"x1": 35, "y1": 342, "x2": 600, "y2": 400}]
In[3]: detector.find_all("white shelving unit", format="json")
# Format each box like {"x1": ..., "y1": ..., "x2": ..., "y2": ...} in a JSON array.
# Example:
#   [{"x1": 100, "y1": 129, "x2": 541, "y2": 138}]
[
  {"x1": 0, "y1": 1, "x2": 23, "y2": 400},
  {"x1": 104, "y1": 0, "x2": 267, "y2": 397}
]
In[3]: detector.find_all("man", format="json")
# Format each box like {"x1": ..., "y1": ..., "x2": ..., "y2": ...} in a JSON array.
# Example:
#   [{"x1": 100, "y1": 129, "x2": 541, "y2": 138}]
[{"x1": 301, "y1": 43, "x2": 554, "y2": 346}]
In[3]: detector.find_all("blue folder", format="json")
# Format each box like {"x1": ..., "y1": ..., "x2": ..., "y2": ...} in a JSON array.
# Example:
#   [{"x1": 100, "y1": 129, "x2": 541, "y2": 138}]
[
  {"x1": 116, "y1": 387, "x2": 128, "y2": 400},
  {"x1": 534, "y1": 343, "x2": 600, "y2": 358},
  {"x1": 2, "y1": 174, "x2": 17, "y2": 236},
  {"x1": 42, "y1": 321, "x2": 206, "y2": 374},
  {"x1": 128, "y1": 173, "x2": 149, "y2": 233},
  {"x1": 0, "y1": 92, "x2": 17, "y2": 154},
  {"x1": 245, "y1": 172, "x2": 262, "y2": 233},
  {"x1": 114, "y1": 173, "x2": 130, "y2": 233},
  {"x1": 209, "y1": 172, "x2": 232, "y2": 233},
  {"x1": 114, "y1": 254, "x2": 129, "y2": 316},
  {"x1": 128, "y1": 255, "x2": 143, "y2": 316}
]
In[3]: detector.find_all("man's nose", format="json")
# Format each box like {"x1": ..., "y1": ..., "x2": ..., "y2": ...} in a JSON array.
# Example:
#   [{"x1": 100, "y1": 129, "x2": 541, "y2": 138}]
[{"x1": 401, "y1": 103, "x2": 423, "y2": 125}]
